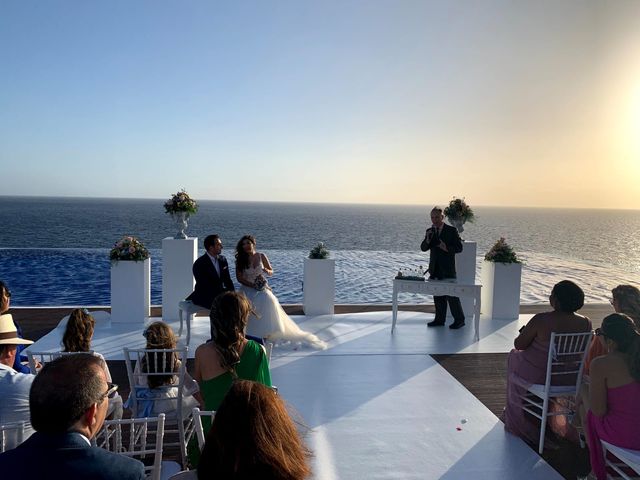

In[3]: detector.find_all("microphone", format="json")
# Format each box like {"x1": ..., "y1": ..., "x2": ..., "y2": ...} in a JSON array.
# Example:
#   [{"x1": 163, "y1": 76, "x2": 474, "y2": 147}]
[{"x1": 432, "y1": 225, "x2": 439, "y2": 242}]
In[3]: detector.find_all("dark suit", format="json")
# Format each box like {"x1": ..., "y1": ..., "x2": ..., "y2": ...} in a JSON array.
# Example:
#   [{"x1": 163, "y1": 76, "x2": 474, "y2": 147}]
[
  {"x1": 0, "y1": 431, "x2": 145, "y2": 479},
  {"x1": 186, "y1": 253, "x2": 235, "y2": 310},
  {"x1": 420, "y1": 223, "x2": 465, "y2": 323}
]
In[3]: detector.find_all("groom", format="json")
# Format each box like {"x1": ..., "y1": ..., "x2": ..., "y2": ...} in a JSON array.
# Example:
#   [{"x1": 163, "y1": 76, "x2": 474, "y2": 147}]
[
  {"x1": 186, "y1": 234, "x2": 235, "y2": 310},
  {"x1": 420, "y1": 206, "x2": 465, "y2": 329}
]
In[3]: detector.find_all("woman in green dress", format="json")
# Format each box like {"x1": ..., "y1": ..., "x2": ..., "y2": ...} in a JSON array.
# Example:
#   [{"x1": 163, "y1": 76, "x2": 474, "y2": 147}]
[{"x1": 191, "y1": 292, "x2": 271, "y2": 461}]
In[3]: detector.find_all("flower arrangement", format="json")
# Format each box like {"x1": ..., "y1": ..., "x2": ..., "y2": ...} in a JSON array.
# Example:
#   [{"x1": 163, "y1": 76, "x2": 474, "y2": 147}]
[
  {"x1": 444, "y1": 197, "x2": 475, "y2": 224},
  {"x1": 484, "y1": 237, "x2": 521, "y2": 264},
  {"x1": 110, "y1": 236, "x2": 150, "y2": 262},
  {"x1": 308, "y1": 242, "x2": 330, "y2": 260},
  {"x1": 164, "y1": 189, "x2": 198, "y2": 215}
]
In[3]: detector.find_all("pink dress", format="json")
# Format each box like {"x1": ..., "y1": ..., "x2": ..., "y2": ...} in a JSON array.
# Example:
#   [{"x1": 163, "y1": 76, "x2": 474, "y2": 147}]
[
  {"x1": 502, "y1": 315, "x2": 590, "y2": 444},
  {"x1": 587, "y1": 382, "x2": 640, "y2": 480}
]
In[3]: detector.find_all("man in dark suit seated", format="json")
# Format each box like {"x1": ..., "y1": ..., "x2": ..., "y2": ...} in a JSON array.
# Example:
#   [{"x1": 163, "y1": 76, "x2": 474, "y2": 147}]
[
  {"x1": 0, "y1": 353, "x2": 145, "y2": 479},
  {"x1": 421, "y1": 206, "x2": 466, "y2": 329},
  {"x1": 186, "y1": 234, "x2": 235, "y2": 310}
]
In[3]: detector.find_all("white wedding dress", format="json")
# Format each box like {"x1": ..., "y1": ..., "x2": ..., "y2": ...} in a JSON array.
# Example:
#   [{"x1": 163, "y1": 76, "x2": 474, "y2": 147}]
[{"x1": 240, "y1": 258, "x2": 327, "y2": 349}]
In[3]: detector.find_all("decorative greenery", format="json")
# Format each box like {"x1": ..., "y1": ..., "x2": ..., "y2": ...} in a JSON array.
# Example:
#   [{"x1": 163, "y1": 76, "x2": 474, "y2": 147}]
[
  {"x1": 484, "y1": 237, "x2": 521, "y2": 264},
  {"x1": 164, "y1": 189, "x2": 198, "y2": 215},
  {"x1": 308, "y1": 242, "x2": 330, "y2": 259},
  {"x1": 110, "y1": 236, "x2": 150, "y2": 262},
  {"x1": 444, "y1": 197, "x2": 475, "y2": 224}
]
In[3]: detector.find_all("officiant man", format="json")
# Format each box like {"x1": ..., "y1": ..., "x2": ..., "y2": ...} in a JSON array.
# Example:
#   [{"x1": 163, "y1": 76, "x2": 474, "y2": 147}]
[
  {"x1": 420, "y1": 206, "x2": 465, "y2": 329},
  {"x1": 186, "y1": 234, "x2": 235, "y2": 310}
]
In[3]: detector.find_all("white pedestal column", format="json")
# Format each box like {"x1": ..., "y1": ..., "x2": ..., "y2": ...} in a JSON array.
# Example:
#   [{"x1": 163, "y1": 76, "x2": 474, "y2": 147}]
[
  {"x1": 481, "y1": 260, "x2": 522, "y2": 319},
  {"x1": 303, "y1": 258, "x2": 335, "y2": 315},
  {"x1": 111, "y1": 258, "x2": 150, "y2": 323},
  {"x1": 455, "y1": 241, "x2": 477, "y2": 320},
  {"x1": 162, "y1": 237, "x2": 198, "y2": 322}
]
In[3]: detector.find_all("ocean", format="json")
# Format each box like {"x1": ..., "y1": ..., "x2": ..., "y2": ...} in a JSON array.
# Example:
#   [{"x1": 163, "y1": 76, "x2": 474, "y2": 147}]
[{"x1": 1, "y1": 196, "x2": 638, "y2": 306}]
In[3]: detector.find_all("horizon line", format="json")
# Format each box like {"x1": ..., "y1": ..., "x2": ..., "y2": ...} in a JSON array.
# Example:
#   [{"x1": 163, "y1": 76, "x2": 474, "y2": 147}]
[{"x1": 1, "y1": 194, "x2": 639, "y2": 212}]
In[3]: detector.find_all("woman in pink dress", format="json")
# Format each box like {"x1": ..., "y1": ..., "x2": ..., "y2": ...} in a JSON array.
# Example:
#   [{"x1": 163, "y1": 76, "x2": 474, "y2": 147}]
[
  {"x1": 586, "y1": 313, "x2": 640, "y2": 480},
  {"x1": 502, "y1": 280, "x2": 591, "y2": 445}
]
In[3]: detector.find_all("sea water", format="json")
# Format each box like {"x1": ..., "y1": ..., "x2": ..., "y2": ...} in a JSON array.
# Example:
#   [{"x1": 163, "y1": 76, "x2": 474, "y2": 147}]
[{"x1": 0, "y1": 197, "x2": 638, "y2": 306}]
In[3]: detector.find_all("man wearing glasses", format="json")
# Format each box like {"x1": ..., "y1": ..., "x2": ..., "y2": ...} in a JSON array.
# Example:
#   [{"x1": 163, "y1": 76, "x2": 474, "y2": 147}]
[{"x1": 0, "y1": 354, "x2": 144, "y2": 479}]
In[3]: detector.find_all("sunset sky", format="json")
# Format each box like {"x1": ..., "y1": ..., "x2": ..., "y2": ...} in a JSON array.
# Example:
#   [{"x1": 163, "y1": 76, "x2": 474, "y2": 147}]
[{"x1": 1, "y1": 0, "x2": 639, "y2": 208}]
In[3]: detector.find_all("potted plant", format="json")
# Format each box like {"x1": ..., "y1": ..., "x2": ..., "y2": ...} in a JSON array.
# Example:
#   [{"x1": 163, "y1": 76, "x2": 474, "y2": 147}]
[
  {"x1": 164, "y1": 189, "x2": 198, "y2": 239},
  {"x1": 303, "y1": 242, "x2": 335, "y2": 315},
  {"x1": 444, "y1": 197, "x2": 475, "y2": 234},
  {"x1": 110, "y1": 236, "x2": 151, "y2": 323},
  {"x1": 481, "y1": 237, "x2": 522, "y2": 319}
]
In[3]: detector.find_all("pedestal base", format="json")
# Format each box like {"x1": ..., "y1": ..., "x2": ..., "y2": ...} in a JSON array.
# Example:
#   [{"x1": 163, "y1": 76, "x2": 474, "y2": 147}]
[
  {"x1": 303, "y1": 258, "x2": 335, "y2": 315},
  {"x1": 111, "y1": 259, "x2": 150, "y2": 323},
  {"x1": 162, "y1": 237, "x2": 198, "y2": 321}
]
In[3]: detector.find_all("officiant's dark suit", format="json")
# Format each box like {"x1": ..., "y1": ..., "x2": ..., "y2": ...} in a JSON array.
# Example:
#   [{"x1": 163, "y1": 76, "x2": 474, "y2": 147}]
[
  {"x1": 421, "y1": 208, "x2": 465, "y2": 328},
  {"x1": 186, "y1": 235, "x2": 235, "y2": 310}
]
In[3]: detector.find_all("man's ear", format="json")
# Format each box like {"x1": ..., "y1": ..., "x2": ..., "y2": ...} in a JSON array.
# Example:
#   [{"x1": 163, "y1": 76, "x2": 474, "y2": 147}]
[{"x1": 83, "y1": 402, "x2": 99, "y2": 428}]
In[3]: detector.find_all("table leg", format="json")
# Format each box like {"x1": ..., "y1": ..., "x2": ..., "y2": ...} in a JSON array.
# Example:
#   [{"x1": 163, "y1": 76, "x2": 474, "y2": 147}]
[
  {"x1": 474, "y1": 293, "x2": 481, "y2": 342},
  {"x1": 391, "y1": 284, "x2": 398, "y2": 333}
]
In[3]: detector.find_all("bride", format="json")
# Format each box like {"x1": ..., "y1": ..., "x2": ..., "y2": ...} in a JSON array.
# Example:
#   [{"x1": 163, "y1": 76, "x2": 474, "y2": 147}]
[{"x1": 235, "y1": 235, "x2": 326, "y2": 349}]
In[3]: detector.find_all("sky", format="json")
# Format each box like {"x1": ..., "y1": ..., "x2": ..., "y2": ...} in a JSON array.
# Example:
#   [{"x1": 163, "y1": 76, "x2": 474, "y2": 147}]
[{"x1": 1, "y1": 0, "x2": 639, "y2": 209}]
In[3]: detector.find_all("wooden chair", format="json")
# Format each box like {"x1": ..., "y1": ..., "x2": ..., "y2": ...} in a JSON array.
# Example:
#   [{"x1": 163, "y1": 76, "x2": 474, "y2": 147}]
[{"x1": 518, "y1": 332, "x2": 592, "y2": 454}]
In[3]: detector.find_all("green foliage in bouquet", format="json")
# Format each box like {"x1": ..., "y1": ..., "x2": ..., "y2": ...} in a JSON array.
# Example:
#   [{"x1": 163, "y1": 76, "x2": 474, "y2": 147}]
[
  {"x1": 164, "y1": 189, "x2": 198, "y2": 215},
  {"x1": 308, "y1": 242, "x2": 330, "y2": 259},
  {"x1": 110, "y1": 236, "x2": 150, "y2": 262},
  {"x1": 484, "y1": 237, "x2": 521, "y2": 264},
  {"x1": 443, "y1": 197, "x2": 475, "y2": 224}
]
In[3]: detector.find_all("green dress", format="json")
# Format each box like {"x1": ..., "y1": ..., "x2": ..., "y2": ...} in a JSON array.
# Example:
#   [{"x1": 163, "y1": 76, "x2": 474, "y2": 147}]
[{"x1": 189, "y1": 340, "x2": 272, "y2": 467}]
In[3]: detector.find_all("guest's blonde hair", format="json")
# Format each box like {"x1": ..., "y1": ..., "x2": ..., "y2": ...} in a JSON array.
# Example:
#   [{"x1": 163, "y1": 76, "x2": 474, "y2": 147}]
[
  {"x1": 142, "y1": 321, "x2": 178, "y2": 389},
  {"x1": 62, "y1": 309, "x2": 95, "y2": 352},
  {"x1": 612, "y1": 285, "x2": 640, "y2": 329}
]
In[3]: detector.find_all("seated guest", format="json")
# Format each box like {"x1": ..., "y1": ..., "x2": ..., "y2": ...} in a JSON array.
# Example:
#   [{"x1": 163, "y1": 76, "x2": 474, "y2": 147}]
[
  {"x1": 126, "y1": 321, "x2": 200, "y2": 418},
  {"x1": 584, "y1": 284, "x2": 640, "y2": 374},
  {"x1": 0, "y1": 353, "x2": 145, "y2": 479},
  {"x1": 197, "y1": 380, "x2": 311, "y2": 480},
  {"x1": 502, "y1": 280, "x2": 591, "y2": 445},
  {"x1": 0, "y1": 313, "x2": 35, "y2": 445},
  {"x1": 189, "y1": 292, "x2": 271, "y2": 466},
  {"x1": 62, "y1": 308, "x2": 123, "y2": 419},
  {"x1": 586, "y1": 314, "x2": 640, "y2": 480},
  {"x1": 0, "y1": 281, "x2": 34, "y2": 374},
  {"x1": 185, "y1": 235, "x2": 235, "y2": 310}
]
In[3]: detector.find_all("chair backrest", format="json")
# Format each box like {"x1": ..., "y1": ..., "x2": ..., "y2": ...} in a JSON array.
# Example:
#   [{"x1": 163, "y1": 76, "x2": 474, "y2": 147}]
[
  {"x1": 95, "y1": 414, "x2": 166, "y2": 480},
  {"x1": 544, "y1": 332, "x2": 592, "y2": 393},
  {"x1": 0, "y1": 421, "x2": 25, "y2": 453},
  {"x1": 27, "y1": 350, "x2": 94, "y2": 374},
  {"x1": 123, "y1": 347, "x2": 188, "y2": 420},
  {"x1": 191, "y1": 407, "x2": 216, "y2": 451}
]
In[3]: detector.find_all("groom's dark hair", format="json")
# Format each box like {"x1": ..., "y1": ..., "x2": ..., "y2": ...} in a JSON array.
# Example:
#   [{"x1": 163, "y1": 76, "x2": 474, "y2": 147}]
[{"x1": 204, "y1": 235, "x2": 221, "y2": 250}]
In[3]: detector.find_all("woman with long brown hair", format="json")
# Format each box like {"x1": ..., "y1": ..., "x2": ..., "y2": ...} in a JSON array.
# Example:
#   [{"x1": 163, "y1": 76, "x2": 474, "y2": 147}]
[
  {"x1": 235, "y1": 235, "x2": 326, "y2": 349},
  {"x1": 62, "y1": 308, "x2": 122, "y2": 419},
  {"x1": 197, "y1": 380, "x2": 312, "y2": 480},
  {"x1": 586, "y1": 313, "x2": 640, "y2": 479}
]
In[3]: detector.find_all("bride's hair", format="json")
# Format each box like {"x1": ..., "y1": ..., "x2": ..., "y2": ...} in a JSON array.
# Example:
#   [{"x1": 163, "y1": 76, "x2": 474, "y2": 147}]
[
  {"x1": 210, "y1": 292, "x2": 253, "y2": 373},
  {"x1": 235, "y1": 235, "x2": 256, "y2": 271}
]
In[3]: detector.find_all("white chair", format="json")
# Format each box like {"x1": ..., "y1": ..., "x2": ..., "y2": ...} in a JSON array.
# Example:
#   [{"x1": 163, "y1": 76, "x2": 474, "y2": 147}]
[
  {"x1": 518, "y1": 332, "x2": 592, "y2": 454},
  {"x1": 27, "y1": 350, "x2": 93, "y2": 374},
  {"x1": 602, "y1": 440, "x2": 640, "y2": 479},
  {"x1": 0, "y1": 421, "x2": 25, "y2": 452},
  {"x1": 191, "y1": 407, "x2": 216, "y2": 451},
  {"x1": 95, "y1": 414, "x2": 180, "y2": 480},
  {"x1": 178, "y1": 301, "x2": 203, "y2": 346},
  {"x1": 123, "y1": 347, "x2": 195, "y2": 467}
]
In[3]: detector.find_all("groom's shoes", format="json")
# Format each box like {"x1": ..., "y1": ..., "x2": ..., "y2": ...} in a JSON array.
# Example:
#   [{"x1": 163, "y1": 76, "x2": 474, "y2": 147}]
[
  {"x1": 427, "y1": 320, "x2": 445, "y2": 327},
  {"x1": 449, "y1": 320, "x2": 466, "y2": 329}
]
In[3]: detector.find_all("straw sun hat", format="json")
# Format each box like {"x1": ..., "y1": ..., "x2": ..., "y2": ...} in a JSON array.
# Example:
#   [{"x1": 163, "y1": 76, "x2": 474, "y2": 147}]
[{"x1": 0, "y1": 314, "x2": 34, "y2": 345}]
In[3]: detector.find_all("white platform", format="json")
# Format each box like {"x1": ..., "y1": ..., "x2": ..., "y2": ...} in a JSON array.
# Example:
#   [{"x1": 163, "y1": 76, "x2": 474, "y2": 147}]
[{"x1": 25, "y1": 310, "x2": 561, "y2": 479}]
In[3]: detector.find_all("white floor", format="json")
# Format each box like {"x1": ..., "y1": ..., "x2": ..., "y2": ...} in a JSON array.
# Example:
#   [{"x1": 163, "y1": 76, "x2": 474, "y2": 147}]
[{"x1": 26, "y1": 310, "x2": 561, "y2": 479}]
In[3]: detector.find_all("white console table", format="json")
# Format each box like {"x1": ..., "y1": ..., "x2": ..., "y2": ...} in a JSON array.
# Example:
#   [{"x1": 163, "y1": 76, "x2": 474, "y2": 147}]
[{"x1": 392, "y1": 279, "x2": 482, "y2": 341}]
